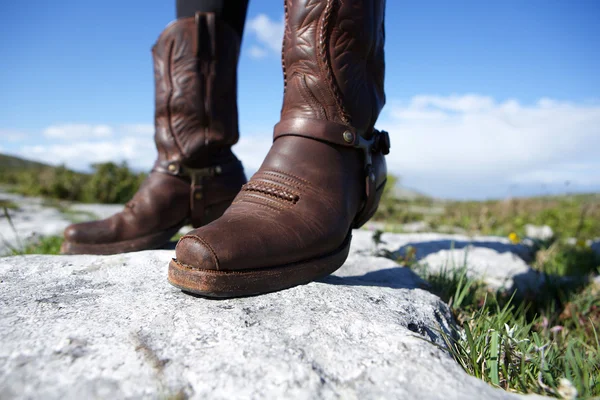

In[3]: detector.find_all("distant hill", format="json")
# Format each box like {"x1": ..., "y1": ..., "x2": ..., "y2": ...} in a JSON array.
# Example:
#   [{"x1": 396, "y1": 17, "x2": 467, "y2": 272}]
[
  {"x1": 0, "y1": 153, "x2": 145, "y2": 204},
  {"x1": 391, "y1": 185, "x2": 430, "y2": 200},
  {"x1": 0, "y1": 153, "x2": 51, "y2": 171}
]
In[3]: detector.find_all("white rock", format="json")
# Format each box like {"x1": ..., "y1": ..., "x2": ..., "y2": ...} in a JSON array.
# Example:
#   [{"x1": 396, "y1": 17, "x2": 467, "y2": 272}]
[
  {"x1": 0, "y1": 234, "x2": 543, "y2": 399},
  {"x1": 68, "y1": 203, "x2": 124, "y2": 221},
  {"x1": 356, "y1": 230, "x2": 536, "y2": 290},
  {"x1": 524, "y1": 225, "x2": 554, "y2": 241},
  {"x1": 0, "y1": 191, "x2": 124, "y2": 254},
  {"x1": 1, "y1": 193, "x2": 70, "y2": 254}
]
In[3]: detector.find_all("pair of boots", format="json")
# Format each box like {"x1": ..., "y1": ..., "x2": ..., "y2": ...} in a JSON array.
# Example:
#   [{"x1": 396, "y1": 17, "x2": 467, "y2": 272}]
[{"x1": 62, "y1": 0, "x2": 390, "y2": 298}]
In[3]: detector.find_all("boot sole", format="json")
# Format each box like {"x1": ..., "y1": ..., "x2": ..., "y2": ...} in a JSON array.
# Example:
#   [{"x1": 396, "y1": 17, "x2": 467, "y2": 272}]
[
  {"x1": 60, "y1": 223, "x2": 186, "y2": 255},
  {"x1": 167, "y1": 232, "x2": 352, "y2": 298}
]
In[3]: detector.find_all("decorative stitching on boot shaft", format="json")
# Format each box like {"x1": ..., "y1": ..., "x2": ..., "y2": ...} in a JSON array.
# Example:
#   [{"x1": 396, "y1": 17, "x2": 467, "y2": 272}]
[
  {"x1": 260, "y1": 169, "x2": 310, "y2": 185},
  {"x1": 319, "y1": 0, "x2": 350, "y2": 124}
]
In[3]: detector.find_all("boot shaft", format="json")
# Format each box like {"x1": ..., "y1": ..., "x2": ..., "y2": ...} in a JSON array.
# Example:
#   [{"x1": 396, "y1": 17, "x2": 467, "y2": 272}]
[
  {"x1": 153, "y1": 13, "x2": 240, "y2": 167},
  {"x1": 280, "y1": 0, "x2": 386, "y2": 136}
]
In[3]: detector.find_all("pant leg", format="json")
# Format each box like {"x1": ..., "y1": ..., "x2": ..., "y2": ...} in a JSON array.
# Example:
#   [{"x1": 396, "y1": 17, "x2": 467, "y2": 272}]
[{"x1": 176, "y1": 0, "x2": 250, "y2": 38}]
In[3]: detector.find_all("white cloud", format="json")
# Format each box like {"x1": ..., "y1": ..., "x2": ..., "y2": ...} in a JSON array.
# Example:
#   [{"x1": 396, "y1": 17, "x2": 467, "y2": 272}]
[
  {"x1": 43, "y1": 124, "x2": 114, "y2": 139},
  {"x1": 377, "y1": 94, "x2": 600, "y2": 197},
  {"x1": 121, "y1": 124, "x2": 154, "y2": 136},
  {"x1": 15, "y1": 123, "x2": 272, "y2": 176},
  {"x1": 246, "y1": 14, "x2": 284, "y2": 57},
  {"x1": 7, "y1": 95, "x2": 600, "y2": 199},
  {"x1": 248, "y1": 46, "x2": 268, "y2": 59},
  {"x1": 233, "y1": 135, "x2": 272, "y2": 173},
  {"x1": 0, "y1": 129, "x2": 27, "y2": 142},
  {"x1": 20, "y1": 137, "x2": 156, "y2": 172}
]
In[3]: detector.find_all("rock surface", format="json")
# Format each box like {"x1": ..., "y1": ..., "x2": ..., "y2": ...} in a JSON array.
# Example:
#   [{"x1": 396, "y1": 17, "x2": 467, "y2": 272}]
[
  {"x1": 0, "y1": 191, "x2": 188, "y2": 255},
  {"x1": 356, "y1": 231, "x2": 538, "y2": 291},
  {"x1": 0, "y1": 231, "x2": 546, "y2": 400},
  {"x1": 0, "y1": 192, "x2": 124, "y2": 254},
  {"x1": 524, "y1": 224, "x2": 554, "y2": 241}
]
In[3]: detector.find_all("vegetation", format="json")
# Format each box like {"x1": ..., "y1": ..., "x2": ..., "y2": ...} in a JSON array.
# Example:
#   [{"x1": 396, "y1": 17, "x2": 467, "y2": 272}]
[
  {"x1": 2, "y1": 160, "x2": 599, "y2": 396},
  {"x1": 380, "y1": 244, "x2": 599, "y2": 398},
  {"x1": 373, "y1": 175, "x2": 600, "y2": 397},
  {"x1": 0, "y1": 199, "x2": 18, "y2": 210},
  {"x1": 379, "y1": 229, "x2": 599, "y2": 398},
  {"x1": 374, "y1": 176, "x2": 600, "y2": 241},
  {"x1": 0, "y1": 153, "x2": 145, "y2": 204},
  {"x1": 3, "y1": 235, "x2": 64, "y2": 256}
]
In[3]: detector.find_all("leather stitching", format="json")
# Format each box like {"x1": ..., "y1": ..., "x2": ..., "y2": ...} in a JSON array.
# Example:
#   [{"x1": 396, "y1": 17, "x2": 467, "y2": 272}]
[
  {"x1": 244, "y1": 180, "x2": 300, "y2": 195},
  {"x1": 282, "y1": 0, "x2": 290, "y2": 94},
  {"x1": 297, "y1": 74, "x2": 327, "y2": 119},
  {"x1": 166, "y1": 39, "x2": 185, "y2": 156},
  {"x1": 318, "y1": 0, "x2": 349, "y2": 124},
  {"x1": 233, "y1": 196, "x2": 285, "y2": 212},
  {"x1": 264, "y1": 169, "x2": 310, "y2": 185},
  {"x1": 241, "y1": 182, "x2": 300, "y2": 204},
  {"x1": 257, "y1": 172, "x2": 305, "y2": 190}
]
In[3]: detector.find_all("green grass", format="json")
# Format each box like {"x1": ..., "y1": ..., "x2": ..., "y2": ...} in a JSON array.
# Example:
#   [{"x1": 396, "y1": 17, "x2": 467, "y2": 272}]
[
  {"x1": 375, "y1": 176, "x2": 600, "y2": 241},
  {"x1": 5, "y1": 235, "x2": 64, "y2": 256},
  {"x1": 60, "y1": 208, "x2": 99, "y2": 223},
  {"x1": 388, "y1": 239, "x2": 600, "y2": 398},
  {"x1": 0, "y1": 199, "x2": 18, "y2": 210},
  {"x1": 1, "y1": 204, "x2": 64, "y2": 256},
  {"x1": 533, "y1": 242, "x2": 600, "y2": 277}
]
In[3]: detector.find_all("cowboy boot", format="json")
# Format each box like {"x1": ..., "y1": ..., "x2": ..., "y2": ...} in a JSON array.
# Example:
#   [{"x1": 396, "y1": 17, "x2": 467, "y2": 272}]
[
  {"x1": 61, "y1": 13, "x2": 246, "y2": 255},
  {"x1": 169, "y1": 0, "x2": 390, "y2": 297}
]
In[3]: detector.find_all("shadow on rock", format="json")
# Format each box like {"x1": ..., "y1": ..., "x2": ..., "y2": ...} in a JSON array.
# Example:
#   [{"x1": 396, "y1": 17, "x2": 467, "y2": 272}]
[
  {"x1": 161, "y1": 241, "x2": 178, "y2": 250},
  {"x1": 390, "y1": 239, "x2": 534, "y2": 263},
  {"x1": 321, "y1": 267, "x2": 425, "y2": 290}
]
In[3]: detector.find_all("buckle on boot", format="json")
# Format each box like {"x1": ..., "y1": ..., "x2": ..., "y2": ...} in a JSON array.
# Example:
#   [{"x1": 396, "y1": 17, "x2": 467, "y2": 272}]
[
  {"x1": 351, "y1": 129, "x2": 390, "y2": 227},
  {"x1": 351, "y1": 129, "x2": 390, "y2": 179},
  {"x1": 152, "y1": 160, "x2": 225, "y2": 224},
  {"x1": 179, "y1": 164, "x2": 224, "y2": 226},
  {"x1": 179, "y1": 164, "x2": 223, "y2": 205}
]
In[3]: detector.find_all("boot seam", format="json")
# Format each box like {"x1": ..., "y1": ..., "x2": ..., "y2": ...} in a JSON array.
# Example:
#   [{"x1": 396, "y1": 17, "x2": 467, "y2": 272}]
[
  {"x1": 318, "y1": 0, "x2": 350, "y2": 124},
  {"x1": 166, "y1": 39, "x2": 185, "y2": 157}
]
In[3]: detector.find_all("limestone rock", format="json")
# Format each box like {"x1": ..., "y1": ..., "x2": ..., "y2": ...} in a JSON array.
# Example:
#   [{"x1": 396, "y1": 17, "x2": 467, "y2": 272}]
[
  {"x1": 355, "y1": 230, "x2": 537, "y2": 290},
  {"x1": 524, "y1": 225, "x2": 554, "y2": 241},
  {"x1": 0, "y1": 232, "x2": 543, "y2": 399},
  {"x1": 1, "y1": 193, "x2": 71, "y2": 254},
  {"x1": 0, "y1": 191, "x2": 191, "y2": 255},
  {"x1": 0, "y1": 192, "x2": 125, "y2": 255}
]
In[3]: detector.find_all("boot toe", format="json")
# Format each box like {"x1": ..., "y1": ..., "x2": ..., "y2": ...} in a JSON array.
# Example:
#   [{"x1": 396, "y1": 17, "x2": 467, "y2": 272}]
[
  {"x1": 63, "y1": 222, "x2": 89, "y2": 243},
  {"x1": 175, "y1": 234, "x2": 220, "y2": 271},
  {"x1": 63, "y1": 220, "x2": 117, "y2": 244}
]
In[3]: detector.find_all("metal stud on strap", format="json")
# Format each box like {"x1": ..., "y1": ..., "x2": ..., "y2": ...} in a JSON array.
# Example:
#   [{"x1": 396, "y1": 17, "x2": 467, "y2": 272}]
[{"x1": 351, "y1": 129, "x2": 390, "y2": 178}]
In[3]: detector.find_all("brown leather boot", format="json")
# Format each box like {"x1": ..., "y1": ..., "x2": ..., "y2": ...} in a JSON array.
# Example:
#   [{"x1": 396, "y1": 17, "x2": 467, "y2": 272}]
[
  {"x1": 61, "y1": 13, "x2": 247, "y2": 255},
  {"x1": 169, "y1": 0, "x2": 390, "y2": 297}
]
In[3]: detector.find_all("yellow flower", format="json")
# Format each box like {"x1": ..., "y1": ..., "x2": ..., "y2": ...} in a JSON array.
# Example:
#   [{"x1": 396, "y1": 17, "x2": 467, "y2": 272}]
[
  {"x1": 575, "y1": 239, "x2": 589, "y2": 249},
  {"x1": 508, "y1": 232, "x2": 520, "y2": 244}
]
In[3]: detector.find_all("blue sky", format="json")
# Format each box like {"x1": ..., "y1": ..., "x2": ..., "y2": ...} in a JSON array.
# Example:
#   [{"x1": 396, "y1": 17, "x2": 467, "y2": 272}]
[{"x1": 1, "y1": 0, "x2": 599, "y2": 199}]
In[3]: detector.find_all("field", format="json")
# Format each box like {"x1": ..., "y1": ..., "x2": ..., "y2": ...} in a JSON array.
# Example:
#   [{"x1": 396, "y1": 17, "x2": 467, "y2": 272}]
[{"x1": 1, "y1": 156, "x2": 599, "y2": 398}]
